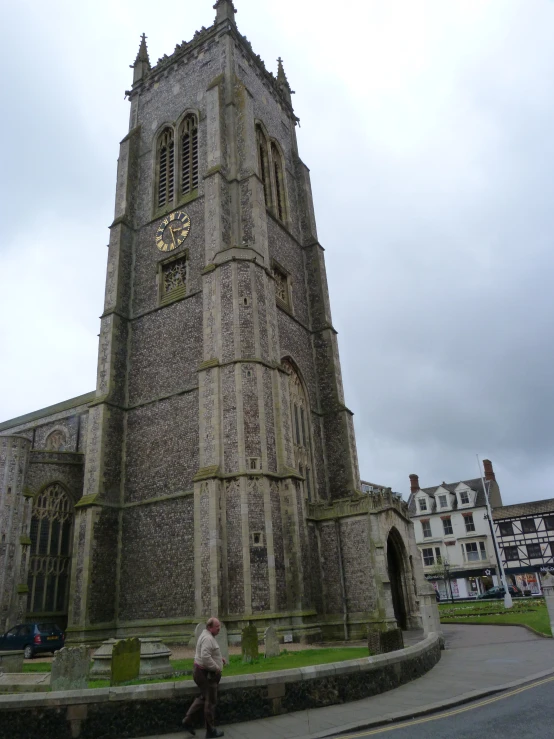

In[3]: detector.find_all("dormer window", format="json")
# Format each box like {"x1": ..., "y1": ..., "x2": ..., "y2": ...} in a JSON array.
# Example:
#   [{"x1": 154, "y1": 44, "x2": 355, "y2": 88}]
[
  {"x1": 438, "y1": 494, "x2": 448, "y2": 508},
  {"x1": 418, "y1": 498, "x2": 427, "y2": 512},
  {"x1": 459, "y1": 491, "x2": 470, "y2": 505}
]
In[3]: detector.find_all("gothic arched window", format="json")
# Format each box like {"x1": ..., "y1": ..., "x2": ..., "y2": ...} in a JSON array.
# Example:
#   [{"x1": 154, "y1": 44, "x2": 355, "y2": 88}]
[
  {"x1": 157, "y1": 127, "x2": 175, "y2": 209},
  {"x1": 180, "y1": 114, "x2": 199, "y2": 196},
  {"x1": 27, "y1": 484, "x2": 74, "y2": 617},
  {"x1": 271, "y1": 143, "x2": 287, "y2": 222},
  {"x1": 283, "y1": 359, "x2": 314, "y2": 501},
  {"x1": 256, "y1": 125, "x2": 272, "y2": 209}
]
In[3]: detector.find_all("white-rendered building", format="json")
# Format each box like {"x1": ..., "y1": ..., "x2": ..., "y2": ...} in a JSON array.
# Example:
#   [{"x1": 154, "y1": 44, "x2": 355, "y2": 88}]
[{"x1": 407, "y1": 461, "x2": 503, "y2": 598}]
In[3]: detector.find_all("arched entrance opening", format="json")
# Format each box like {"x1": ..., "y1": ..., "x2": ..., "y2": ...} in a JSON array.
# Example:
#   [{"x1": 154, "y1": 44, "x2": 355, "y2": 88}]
[
  {"x1": 27, "y1": 484, "x2": 74, "y2": 629},
  {"x1": 387, "y1": 528, "x2": 408, "y2": 630}
]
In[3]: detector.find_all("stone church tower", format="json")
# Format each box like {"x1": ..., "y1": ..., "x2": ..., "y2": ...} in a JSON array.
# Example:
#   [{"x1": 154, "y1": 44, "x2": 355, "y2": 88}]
[{"x1": 0, "y1": 0, "x2": 436, "y2": 644}]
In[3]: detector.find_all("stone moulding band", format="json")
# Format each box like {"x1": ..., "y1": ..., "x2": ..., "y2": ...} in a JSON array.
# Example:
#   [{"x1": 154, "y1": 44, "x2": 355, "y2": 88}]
[{"x1": 0, "y1": 634, "x2": 441, "y2": 739}]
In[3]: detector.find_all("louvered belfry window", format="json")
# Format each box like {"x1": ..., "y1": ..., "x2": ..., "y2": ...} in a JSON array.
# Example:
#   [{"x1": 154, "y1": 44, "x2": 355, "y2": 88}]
[
  {"x1": 181, "y1": 114, "x2": 199, "y2": 196},
  {"x1": 256, "y1": 126, "x2": 272, "y2": 208},
  {"x1": 157, "y1": 127, "x2": 175, "y2": 209},
  {"x1": 271, "y1": 143, "x2": 287, "y2": 222}
]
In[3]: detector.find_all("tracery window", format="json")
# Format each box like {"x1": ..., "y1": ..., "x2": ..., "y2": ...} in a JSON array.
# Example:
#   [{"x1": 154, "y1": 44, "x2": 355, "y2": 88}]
[
  {"x1": 271, "y1": 143, "x2": 287, "y2": 222},
  {"x1": 256, "y1": 125, "x2": 288, "y2": 224},
  {"x1": 157, "y1": 127, "x2": 175, "y2": 209},
  {"x1": 283, "y1": 359, "x2": 314, "y2": 501},
  {"x1": 272, "y1": 262, "x2": 291, "y2": 310},
  {"x1": 256, "y1": 125, "x2": 272, "y2": 209},
  {"x1": 180, "y1": 114, "x2": 199, "y2": 196},
  {"x1": 27, "y1": 484, "x2": 73, "y2": 616},
  {"x1": 45, "y1": 430, "x2": 66, "y2": 451},
  {"x1": 160, "y1": 254, "x2": 188, "y2": 305}
]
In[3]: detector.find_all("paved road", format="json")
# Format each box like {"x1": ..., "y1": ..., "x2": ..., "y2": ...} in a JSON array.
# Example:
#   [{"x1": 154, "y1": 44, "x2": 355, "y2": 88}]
[
  {"x1": 134, "y1": 625, "x2": 554, "y2": 739},
  {"x1": 338, "y1": 674, "x2": 554, "y2": 739}
]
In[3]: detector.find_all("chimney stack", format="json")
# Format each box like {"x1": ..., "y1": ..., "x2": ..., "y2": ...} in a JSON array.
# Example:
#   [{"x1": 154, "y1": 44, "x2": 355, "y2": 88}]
[
  {"x1": 409, "y1": 474, "x2": 420, "y2": 495},
  {"x1": 483, "y1": 459, "x2": 496, "y2": 482}
]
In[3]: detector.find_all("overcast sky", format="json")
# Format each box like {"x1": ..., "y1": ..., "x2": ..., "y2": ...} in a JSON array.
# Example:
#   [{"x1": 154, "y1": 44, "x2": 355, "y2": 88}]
[{"x1": 1, "y1": 0, "x2": 553, "y2": 505}]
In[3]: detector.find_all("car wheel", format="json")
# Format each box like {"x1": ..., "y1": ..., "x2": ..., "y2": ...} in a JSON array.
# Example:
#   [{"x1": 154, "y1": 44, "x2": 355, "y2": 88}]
[{"x1": 24, "y1": 645, "x2": 35, "y2": 660}]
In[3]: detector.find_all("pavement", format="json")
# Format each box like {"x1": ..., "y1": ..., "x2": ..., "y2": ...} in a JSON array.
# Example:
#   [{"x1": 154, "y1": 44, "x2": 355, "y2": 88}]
[{"x1": 133, "y1": 624, "x2": 554, "y2": 739}]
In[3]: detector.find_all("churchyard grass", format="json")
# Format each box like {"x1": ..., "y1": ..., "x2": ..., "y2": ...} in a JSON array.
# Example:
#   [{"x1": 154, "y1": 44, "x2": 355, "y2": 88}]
[
  {"x1": 23, "y1": 647, "x2": 372, "y2": 685},
  {"x1": 85, "y1": 647, "x2": 370, "y2": 688},
  {"x1": 439, "y1": 598, "x2": 551, "y2": 636},
  {"x1": 21, "y1": 662, "x2": 52, "y2": 673}
]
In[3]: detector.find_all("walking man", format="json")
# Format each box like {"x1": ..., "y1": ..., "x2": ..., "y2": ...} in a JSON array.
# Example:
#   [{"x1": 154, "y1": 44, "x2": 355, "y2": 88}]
[{"x1": 183, "y1": 617, "x2": 225, "y2": 738}]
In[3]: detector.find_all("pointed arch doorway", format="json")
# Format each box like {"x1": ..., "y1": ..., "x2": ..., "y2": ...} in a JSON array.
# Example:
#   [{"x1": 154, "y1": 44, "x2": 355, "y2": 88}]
[{"x1": 386, "y1": 528, "x2": 408, "y2": 630}]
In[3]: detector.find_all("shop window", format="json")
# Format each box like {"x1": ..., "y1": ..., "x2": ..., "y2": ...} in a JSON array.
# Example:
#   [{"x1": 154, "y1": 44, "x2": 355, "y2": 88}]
[
  {"x1": 442, "y1": 517, "x2": 453, "y2": 536},
  {"x1": 421, "y1": 520, "x2": 432, "y2": 539},
  {"x1": 498, "y1": 522, "x2": 514, "y2": 536},
  {"x1": 504, "y1": 546, "x2": 519, "y2": 561},
  {"x1": 464, "y1": 513, "x2": 476, "y2": 533},
  {"x1": 422, "y1": 548, "x2": 434, "y2": 567},
  {"x1": 526, "y1": 543, "x2": 542, "y2": 559},
  {"x1": 521, "y1": 518, "x2": 537, "y2": 534}
]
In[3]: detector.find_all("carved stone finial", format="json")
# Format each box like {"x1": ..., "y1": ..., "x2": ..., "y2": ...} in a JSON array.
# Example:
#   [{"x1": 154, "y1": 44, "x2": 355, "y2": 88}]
[
  {"x1": 131, "y1": 33, "x2": 151, "y2": 84},
  {"x1": 134, "y1": 33, "x2": 150, "y2": 66},
  {"x1": 277, "y1": 57, "x2": 295, "y2": 106},
  {"x1": 214, "y1": 0, "x2": 237, "y2": 25}
]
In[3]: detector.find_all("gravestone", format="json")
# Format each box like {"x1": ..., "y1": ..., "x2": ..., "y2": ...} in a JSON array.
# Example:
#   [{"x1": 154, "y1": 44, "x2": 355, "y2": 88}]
[
  {"x1": 241, "y1": 623, "x2": 259, "y2": 663},
  {"x1": 283, "y1": 633, "x2": 293, "y2": 644},
  {"x1": 216, "y1": 621, "x2": 229, "y2": 665},
  {"x1": 111, "y1": 638, "x2": 140, "y2": 686},
  {"x1": 264, "y1": 626, "x2": 280, "y2": 658},
  {"x1": 90, "y1": 638, "x2": 173, "y2": 678},
  {"x1": 188, "y1": 622, "x2": 204, "y2": 647},
  {"x1": 50, "y1": 646, "x2": 90, "y2": 691}
]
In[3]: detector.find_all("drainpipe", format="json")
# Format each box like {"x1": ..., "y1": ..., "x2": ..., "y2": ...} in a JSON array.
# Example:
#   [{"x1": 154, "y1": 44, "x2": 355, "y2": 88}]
[{"x1": 335, "y1": 519, "x2": 349, "y2": 641}]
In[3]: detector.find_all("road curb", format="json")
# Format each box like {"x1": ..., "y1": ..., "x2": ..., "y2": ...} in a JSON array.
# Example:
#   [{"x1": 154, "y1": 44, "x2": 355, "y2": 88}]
[{"x1": 303, "y1": 667, "x2": 554, "y2": 739}]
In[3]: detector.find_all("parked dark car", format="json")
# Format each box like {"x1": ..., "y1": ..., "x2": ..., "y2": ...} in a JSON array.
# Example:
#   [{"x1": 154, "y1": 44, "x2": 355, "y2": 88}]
[
  {"x1": 477, "y1": 585, "x2": 523, "y2": 600},
  {"x1": 0, "y1": 623, "x2": 65, "y2": 659},
  {"x1": 435, "y1": 590, "x2": 441, "y2": 602}
]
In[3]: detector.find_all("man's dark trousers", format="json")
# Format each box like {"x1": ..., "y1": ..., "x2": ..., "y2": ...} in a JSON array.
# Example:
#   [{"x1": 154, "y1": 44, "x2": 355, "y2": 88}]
[{"x1": 184, "y1": 665, "x2": 221, "y2": 730}]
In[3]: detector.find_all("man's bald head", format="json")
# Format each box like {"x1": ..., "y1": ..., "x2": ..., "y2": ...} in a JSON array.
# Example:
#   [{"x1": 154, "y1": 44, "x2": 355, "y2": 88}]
[{"x1": 206, "y1": 617, "x2": 221, "y2": 635}]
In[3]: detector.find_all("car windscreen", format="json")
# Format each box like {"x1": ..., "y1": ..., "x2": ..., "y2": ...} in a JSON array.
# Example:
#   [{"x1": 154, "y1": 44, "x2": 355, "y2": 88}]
[{"x1": 37, "y1": 623, "x2": 60, "y2": 635}]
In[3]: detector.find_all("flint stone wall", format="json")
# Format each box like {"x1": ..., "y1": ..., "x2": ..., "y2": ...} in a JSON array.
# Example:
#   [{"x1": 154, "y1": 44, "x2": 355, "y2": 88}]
[{"x1": 0, "y1": 634, "x2": 440, "y2": 739}]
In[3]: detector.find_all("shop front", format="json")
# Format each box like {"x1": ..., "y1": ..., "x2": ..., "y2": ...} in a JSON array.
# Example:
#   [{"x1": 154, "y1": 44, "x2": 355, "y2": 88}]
[
  {"x1": 425, "y1": 567, "x2": 497, "y2": 599},
  {"x1": 505, "y1": 565, "x2": 551, "y2": 595}
]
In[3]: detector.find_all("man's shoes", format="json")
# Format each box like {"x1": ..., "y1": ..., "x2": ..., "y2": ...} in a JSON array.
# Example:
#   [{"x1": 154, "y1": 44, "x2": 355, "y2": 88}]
[
  {"x1": 206, "y1": 730, "x2": 224, "y2": 738},
  {"x1": 182, "y1": 720, "x2": 196, "y2": 735}
]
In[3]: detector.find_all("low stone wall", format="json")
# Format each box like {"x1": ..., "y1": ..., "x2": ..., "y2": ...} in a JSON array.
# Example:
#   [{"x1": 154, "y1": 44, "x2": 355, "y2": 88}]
[{"x1": 0, "y1": 633, "x2": 441, "y2": 739}]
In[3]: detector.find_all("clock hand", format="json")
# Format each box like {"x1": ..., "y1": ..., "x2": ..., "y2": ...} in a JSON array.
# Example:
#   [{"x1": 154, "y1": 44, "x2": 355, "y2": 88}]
[{"x1": 169, "y1": 226, "x2": 177, "y2": 249}]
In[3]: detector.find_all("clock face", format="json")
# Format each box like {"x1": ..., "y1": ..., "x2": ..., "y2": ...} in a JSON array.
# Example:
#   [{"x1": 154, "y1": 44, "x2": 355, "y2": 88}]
[{"x1": 155, "y1": 211, "x2": 191, "y2": 252}]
